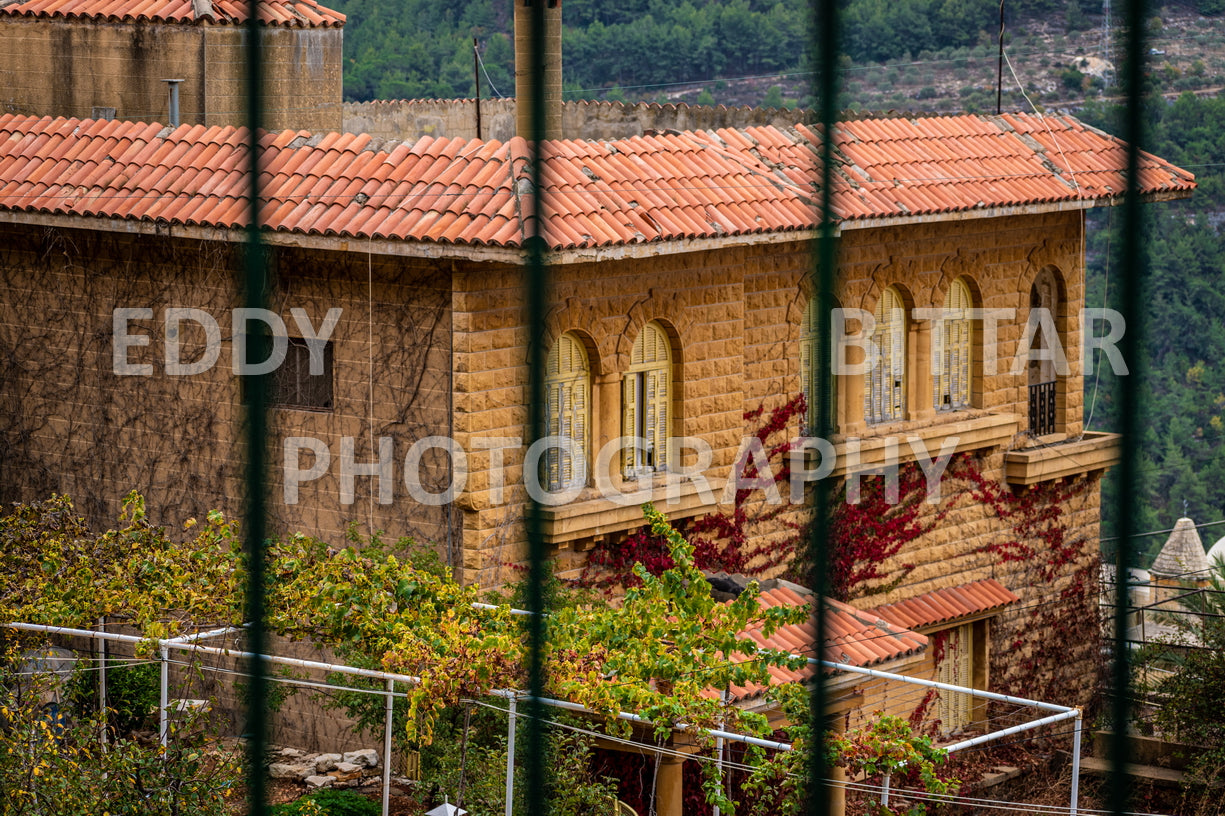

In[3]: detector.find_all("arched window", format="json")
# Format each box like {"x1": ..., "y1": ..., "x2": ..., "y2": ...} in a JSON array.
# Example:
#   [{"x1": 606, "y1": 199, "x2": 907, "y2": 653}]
[
  {"x1": 545, "y1": 333, "x2": 589, "y2": 491},
  {"x1": 623, "y1": 322, "x2": 671, "y2": 477},
  {"x1": 800, "y1": 298, "x2": 818, "y2": 432},
  {"x1": 1027, "y1": 267, "x2": 1063, "y2": 435},
  {"x1": 800, "y1": 296, "x2": 836, "y2": 433},
  {"x1": 865, "y1": 287, "x2": 906, "y2": 425},
  {"x1": 934, "y1": 278, "x2": 973, "y2": 411}
]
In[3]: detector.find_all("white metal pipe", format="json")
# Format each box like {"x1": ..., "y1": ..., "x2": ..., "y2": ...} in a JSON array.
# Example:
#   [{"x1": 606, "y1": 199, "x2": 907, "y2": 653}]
[
  {"x1": 811, "y1": 659, "x2": 1075, "y2": 713},
  {"x1": 97, "y1": 617, "x2": 108, "y2": 748},
  {"x1": 5, "y1": 622, "x2": 148, "y2": 645},
  {"x1": 941, "y1": 708, "x2": 1081, "y2": 754},
  {"x1": 1070, "y1": 711, "x2": 1082, "y2": 815},
  {"x1": 162, "y1": 625, "x2": 242, "y2": 645},
  {"x1": 504, "y1": 695, "x2": 517, "y2": 816},
  {"x1": 159, "y1": 645, "x2": 170, "y2": 747},
  {"x1": 382, "y1": 678, "x2": 394, "y2": 816},
  {"x1": 490, "y1": 691, "x2": 795, "y2": 752},
  {"x1": 161, "y1": 642, "x2": 423, "y2": 686}
]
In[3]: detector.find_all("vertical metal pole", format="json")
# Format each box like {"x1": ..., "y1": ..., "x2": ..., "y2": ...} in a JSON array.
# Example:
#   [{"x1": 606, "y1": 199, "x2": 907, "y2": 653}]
[
  {"x1": 996, "y1": 0, "x2": 1005, "y2": 114},
  {"x1": 474, "y1": 38, "x2": 483, "y2": 141},
  {"x1": 522, "y1": 0, "x2": 552, "y2": 813},
  {"x1": 809, "y1": 0, "x2": 840, "y2": 812},
  {"x1": 1112, "y1": 0, "x2": 1148, "y2": 812},
  {"x1": 241, "y1": 0, "x2": 270, "y2": 807},
  {"x1": 1071, "y1": 711, "x2": 1083, "y2": 815},
  {"x1": 505, "y1": 695, "x2": 517, "y2": 816},
  {"x1": 382, "y1": 679, "x2": 393, "y2": 816},
  {"x1": 159, "y1": 645, "x2": 169, "y2": 747},
  {"x1": 97, "y1": 617, "x2": 107, "y2": 749}
]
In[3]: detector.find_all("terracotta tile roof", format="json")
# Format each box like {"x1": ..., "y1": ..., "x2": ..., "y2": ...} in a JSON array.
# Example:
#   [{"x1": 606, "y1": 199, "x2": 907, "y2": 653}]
[
  {"x1": 0, "y1": 112, "x2": 1193, "y2": 250},
  {"x1": 865, "y1": 579, "x2": 1020, "y2": 632},
  {"x1": 728, "y1": 584, "x2": 927, "y2": 701},
  {"x1": 0, "y1": 0, "x2": 344, "y2": 26}
]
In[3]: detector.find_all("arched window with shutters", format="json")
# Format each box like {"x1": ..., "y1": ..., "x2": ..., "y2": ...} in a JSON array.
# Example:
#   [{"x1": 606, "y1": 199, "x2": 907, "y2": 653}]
[
  {"x1": 934, "y1": 278, "x2": 973, "y2": 412},
  {"x1": 800, "y1": 296, "x2": 836, "y2": 433},
  {"x1": 623, "y1": 322, "x2": 671, "y2": 478},
  {"x1": 544, "y1": 333, "x2": 590, "y2": 492},
  {"x1": 865, "y1": 287, "x2": 906, "y2": 425}
]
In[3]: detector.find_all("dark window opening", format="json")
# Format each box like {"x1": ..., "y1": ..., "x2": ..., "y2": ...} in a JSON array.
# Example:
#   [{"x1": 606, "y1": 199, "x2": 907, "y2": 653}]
[{"x1": 273, "y1": 337, "x2": 334, "y2": 411}]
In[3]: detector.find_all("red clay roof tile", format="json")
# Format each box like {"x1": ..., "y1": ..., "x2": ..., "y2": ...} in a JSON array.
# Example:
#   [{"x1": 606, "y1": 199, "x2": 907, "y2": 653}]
[
  {"x1": 0, "y1": 113, "x2": 1195, "y2": 249},
  {"x1": 866, "y1": 579, "x2": 1020, "y2": 631},
  {"x1": 0, "y1": 0, "x2": 343, "y2": 26}
]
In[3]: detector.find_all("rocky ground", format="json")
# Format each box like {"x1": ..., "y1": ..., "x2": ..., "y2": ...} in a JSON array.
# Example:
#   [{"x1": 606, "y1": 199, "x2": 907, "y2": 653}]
[{"x1": 655, "y1": 4, "x2": 1225, "y2": 114}]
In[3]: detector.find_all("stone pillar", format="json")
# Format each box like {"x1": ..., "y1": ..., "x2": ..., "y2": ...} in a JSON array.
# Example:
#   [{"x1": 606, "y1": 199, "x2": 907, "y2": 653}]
[
  {"x1": 910, "y1": 319, "x2": 934, "y2": 421},
  {"x1": 655, "y1": 754, "x2": 685, "y2": 816},
  {"x1": 514, "y1": 0, "x2": 564, "y2": 139}
]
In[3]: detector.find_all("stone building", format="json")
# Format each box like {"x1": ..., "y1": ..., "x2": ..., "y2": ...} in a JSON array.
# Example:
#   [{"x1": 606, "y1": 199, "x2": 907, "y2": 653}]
[
  {"x1": 0, "y1": 0, "x2": 344, "y2": 132},
  {"x1": 0, "y1": 104, "x2": 1195, "y2": 813}
]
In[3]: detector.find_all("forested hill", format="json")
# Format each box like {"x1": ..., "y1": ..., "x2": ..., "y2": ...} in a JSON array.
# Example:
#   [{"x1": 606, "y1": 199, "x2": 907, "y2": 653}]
[
  {"x1": 334, "y1": 0, "x2": 1074, "y2": 102},
  {"x1": 1080, "y1": 93, "x2": 1225, "y2": 561}
]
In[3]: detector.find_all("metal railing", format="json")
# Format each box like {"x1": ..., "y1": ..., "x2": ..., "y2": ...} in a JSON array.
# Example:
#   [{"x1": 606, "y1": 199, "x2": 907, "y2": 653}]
[{"x1": 1029, "y1": 380, "x2": 1057, "y2": 436}]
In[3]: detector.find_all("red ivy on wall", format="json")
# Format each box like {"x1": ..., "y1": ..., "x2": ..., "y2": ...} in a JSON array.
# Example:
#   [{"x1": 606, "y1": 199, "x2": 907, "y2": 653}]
[{"x1": 576, "y1": 394, "x2": 808, "y2": 589}]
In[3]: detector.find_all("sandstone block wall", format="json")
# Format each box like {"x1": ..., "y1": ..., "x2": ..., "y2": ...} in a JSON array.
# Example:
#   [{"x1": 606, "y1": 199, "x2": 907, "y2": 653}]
[
  {"x1": 342, "y1": 98, "x2": 807, "y2": 144},
  {"x1": 0, "y1": 226, "x2": 452, "y2": 559},
  {"x1": 0, "y1": 19, "x2": 343, "y2": 133}
]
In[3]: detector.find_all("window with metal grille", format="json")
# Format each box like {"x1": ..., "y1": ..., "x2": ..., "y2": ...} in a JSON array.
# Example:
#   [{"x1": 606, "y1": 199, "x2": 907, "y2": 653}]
[
  {"x1": 544, "y1": 333, "x2": 589, "y2": 492},
  {"x1": 272, "y1": 337, "x2": 334, "y2": 411},
  {"x1": 623, "y1": 322, "x2": 670, "y2": 478},
  {"x1": 934, "y1": 278, "x2": 973, "y2": 412},
  {"x1": 865, "y1": 287, "x2": 906, "y2": 425}
]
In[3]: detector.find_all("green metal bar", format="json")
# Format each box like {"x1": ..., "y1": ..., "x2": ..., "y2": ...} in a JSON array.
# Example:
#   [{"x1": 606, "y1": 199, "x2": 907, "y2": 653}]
[
  {"x1": 522, "y1": 1, "x2": 553, "y2": 815},
  {"x1": 1111, "y1": 0, "x2": 1149, "y2": 812},
  {"x1": 809, "y1": 0, "x2": 840, "y2": 813},
  {"x1": 242, "y1": 0, "x2": 270, "y2": 813}
]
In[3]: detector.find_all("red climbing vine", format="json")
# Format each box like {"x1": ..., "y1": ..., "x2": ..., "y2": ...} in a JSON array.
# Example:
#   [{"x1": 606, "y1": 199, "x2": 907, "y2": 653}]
[{"x1": 577, "y1": 394, "x2": 808, "y2": 589}]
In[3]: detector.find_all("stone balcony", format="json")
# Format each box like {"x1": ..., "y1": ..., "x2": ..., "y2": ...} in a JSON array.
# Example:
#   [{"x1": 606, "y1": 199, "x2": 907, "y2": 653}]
[{"x1": 1003, "y1": 431, "x2": 1122, "y2": 486}]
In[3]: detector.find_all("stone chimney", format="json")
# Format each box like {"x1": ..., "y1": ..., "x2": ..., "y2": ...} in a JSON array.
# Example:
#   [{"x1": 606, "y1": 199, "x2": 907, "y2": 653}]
[{"x1": 514, "y1": 0, "x2": 563, "y2": 139}]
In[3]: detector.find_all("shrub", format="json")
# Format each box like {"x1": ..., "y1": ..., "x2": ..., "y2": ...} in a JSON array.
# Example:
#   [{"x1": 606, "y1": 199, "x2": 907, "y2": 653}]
[{"x1": 271, "y1": 789, "x2": 381, "y2": 816}]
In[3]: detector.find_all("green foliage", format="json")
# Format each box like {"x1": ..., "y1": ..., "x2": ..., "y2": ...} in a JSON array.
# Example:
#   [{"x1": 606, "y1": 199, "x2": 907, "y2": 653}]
[
  {"x1": 66, "y1": 660, "x2": 160, "y2": 735},
  {"x1": 1079, "y1": 93, "x2": 1225, "y2": 560},
  {"x1": 742, "y1": 685, "x2": 959, "y2": 815},
  {"x1": 0, "y1": 646, "x2": 240, "y2": 816},
  {"x1": 270, "y1": 789, "x2": 380, "y2": 816},
  {"x1": 1135, "y1": 557, "x2": 1225, "y2": 786},
  {"x1": 696, "y1": 88, "x2": 716, "y2": 106}
]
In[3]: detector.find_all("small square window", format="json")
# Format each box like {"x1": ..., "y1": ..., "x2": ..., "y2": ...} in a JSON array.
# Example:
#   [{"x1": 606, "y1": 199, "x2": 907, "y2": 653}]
[{"x1": 273, "y1": 337, "x2": 334, "y2": 411}]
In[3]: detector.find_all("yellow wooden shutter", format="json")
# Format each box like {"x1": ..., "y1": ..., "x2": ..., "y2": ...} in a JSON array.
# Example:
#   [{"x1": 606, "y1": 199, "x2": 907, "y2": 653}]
[
  {"x1": 866, "y1": 288, "x2": 905, "y2": 424},
  {"x1": 800, "y1": 299, "x2": 814, "y2": 431},
  {"x1": 622, "y1": 372, "x2": 637, "y2": 475},
  {"x1": 625, "y1": 322, "x2": 671, "y2": 476},
  {"x1": 546, "y1": 334, "x2": 589, "y2": 491},
  {"x1": 935, "y1": 624, "x2": 974, "y2": 731},
  {"x1": 937, "y1": 279, "x2": 972, "y2": 411}
]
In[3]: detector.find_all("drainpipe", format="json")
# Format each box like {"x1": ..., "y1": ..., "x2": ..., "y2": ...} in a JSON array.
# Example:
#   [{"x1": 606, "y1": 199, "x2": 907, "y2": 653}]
[{"x1": 162, "y1": 79, "x2": 184, "y2": 127}]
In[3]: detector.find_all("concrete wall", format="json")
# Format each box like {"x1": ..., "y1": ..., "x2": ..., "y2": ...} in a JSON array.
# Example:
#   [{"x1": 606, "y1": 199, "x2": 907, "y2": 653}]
[
  {"x1": 343, "y1": 98, "x2": 808, "y2": 143},
  {"x1": 0, "y1": 18, "x2": 342, "y2": 132},
  {"x1": 0, "y1": 225, "x2": 453, "y2": 560}
]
